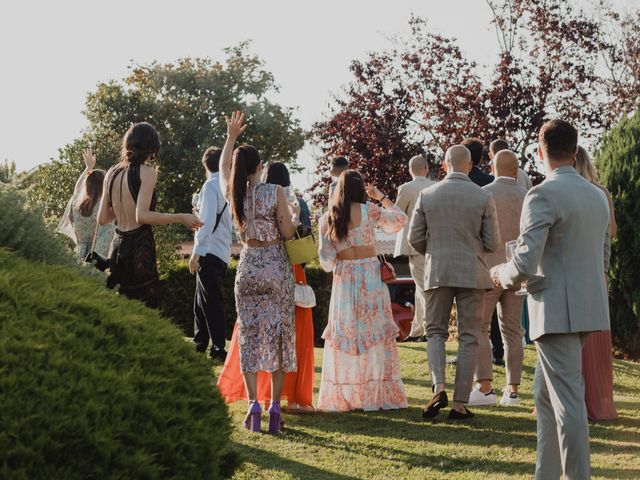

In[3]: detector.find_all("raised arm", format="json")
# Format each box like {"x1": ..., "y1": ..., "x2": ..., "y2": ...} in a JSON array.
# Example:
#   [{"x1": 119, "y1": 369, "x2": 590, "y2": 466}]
[
  {"x1": 318, "y1": 215, "x2": 337, "y2": 272},
  {"x1": 219, "y1": 111, "x2": 248, "y2": 201},
  {"x1": 366, "y1": 184, "x2": 407, "y2": 233}
]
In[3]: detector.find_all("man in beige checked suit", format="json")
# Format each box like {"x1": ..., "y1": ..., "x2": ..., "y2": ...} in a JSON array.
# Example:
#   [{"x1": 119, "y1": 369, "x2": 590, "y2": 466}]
[
  {"x1": 408, "y1": 145, "x2": 500, "y2": 420},
  {"x1": 394, "y1": 154, "x2": 435, "y2": 340},
  {"x1": 492, "y1": 120, "x2": 610, "y2": 479},
  {"x1": 468, "y1": 150, "x2": 527, "y2": 408}
]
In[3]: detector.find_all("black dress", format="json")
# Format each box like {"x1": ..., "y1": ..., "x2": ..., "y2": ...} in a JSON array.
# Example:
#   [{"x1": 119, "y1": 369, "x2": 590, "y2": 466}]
[{"x1": 107, "y1": 163, "x2": 160, "y2": 308}]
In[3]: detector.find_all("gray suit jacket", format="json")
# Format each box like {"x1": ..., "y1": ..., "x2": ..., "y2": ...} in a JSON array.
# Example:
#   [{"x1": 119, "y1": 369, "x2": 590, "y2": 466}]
[
  {"x1": 408, "y1": 172, "x2": 500, "y2": 290},
  {"x1": 394, "y1": 176, "x2": 435, "y2": 257},
  {"x1": 483, "y1": 177, "x2": 527, "y2": 269},
  {"x1": 500, "y1": 166, "x2": 610, "y2": 340}
]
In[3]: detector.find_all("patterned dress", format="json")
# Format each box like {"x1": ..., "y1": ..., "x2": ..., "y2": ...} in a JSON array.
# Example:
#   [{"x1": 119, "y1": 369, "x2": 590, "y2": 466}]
[
  {"x1": 318, "y1": 202, "x2": 409, "y2": 411},
  {"x1": 70, "y1": 203, "x2": 114, "y2": 259},
  {"x1": 235, "y1": 183, "x2": 296, "y2": 373}
]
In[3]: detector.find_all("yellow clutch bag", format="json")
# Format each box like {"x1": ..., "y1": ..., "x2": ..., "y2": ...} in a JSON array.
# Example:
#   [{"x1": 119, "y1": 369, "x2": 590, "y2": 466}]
[{"x1": 285, "y1": 229, "x2": 318, "y2": 265}]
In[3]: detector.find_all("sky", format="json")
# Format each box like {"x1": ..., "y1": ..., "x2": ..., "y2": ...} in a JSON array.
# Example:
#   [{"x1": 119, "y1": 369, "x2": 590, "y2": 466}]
[{"x1": 1, "y1": 0, "x2": 638, "y2": 190}]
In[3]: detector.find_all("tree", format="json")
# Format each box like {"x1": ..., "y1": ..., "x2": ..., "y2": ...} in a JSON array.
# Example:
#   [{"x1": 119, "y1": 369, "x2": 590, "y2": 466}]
[
  {"x1": 27, "y1": 43, "x2": 305, "y2": 218},
  {"x1": 595, "y1": 110, "x2": 640, "y2": 359},
  {"x1": 0, "y1": 160, "x2": 16, "y2": 183},
  {"x1": 311, "y1": 1, "x2": 640, "y2": 201}
]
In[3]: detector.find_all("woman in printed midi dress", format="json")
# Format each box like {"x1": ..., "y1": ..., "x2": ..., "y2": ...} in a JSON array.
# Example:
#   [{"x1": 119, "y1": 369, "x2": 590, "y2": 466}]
[
  {"x1": 318, "y1": 169, "x2": 409, "y2": 411},
  {"x1": 218, "y1": 112, "x2": 298, "y2": 433}
]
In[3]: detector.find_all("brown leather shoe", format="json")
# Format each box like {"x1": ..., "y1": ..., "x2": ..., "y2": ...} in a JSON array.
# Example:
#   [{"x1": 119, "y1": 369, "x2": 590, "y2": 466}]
[
  {"x1": 422, "y1": 391, "x2": 448, "y2": 419},
  {"x1": 448, "y1": 406, "x2": 475, "y2": 420}
]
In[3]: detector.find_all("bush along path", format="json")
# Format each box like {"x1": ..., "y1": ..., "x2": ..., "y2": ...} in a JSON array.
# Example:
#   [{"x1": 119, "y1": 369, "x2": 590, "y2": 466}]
[{"x1": 213, "y1": 343, "x2": 640, "y2": 480}]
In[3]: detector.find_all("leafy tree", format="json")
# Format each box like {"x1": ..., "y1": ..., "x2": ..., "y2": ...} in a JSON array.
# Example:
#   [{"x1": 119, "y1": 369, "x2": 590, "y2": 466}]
[
  {"x1": 311, "y1": 1, "x2": 640, "y2": 201},
  {"x1": 27, "y1": 43, "x2": 305, "y2": 218},
  {"x1": 595, "y1": 110, "x2": 640, "y2": 359},
  {"x1": 0, "y1": 160, "x2": 16, "y2": 183}
]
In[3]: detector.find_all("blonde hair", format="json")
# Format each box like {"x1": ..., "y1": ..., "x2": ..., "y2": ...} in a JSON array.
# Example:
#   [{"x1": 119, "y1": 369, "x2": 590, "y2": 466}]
[{"x1": 575, "y1": 146, "x2": 599, "y2": 183}]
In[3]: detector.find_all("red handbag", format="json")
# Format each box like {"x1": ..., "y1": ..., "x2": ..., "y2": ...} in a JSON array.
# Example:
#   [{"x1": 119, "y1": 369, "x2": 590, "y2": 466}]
[{"x1": 378, "y1": 255, "x2": 397, "y2": 283}]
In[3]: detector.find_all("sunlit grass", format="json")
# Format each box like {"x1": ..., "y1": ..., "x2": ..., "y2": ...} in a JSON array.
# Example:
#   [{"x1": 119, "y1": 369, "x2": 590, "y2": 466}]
[{"x1": 213, "y1": 343, "x2": 640, "y2": 480}]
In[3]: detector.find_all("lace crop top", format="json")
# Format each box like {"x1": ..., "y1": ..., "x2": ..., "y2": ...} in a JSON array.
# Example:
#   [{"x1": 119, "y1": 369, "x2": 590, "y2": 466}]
[
  {"x1": 239, "y1": 182, "x2": 281, "y2": 243},
  {"x1": 318, "y1": 202, "x2": 407, "y2": 272}
]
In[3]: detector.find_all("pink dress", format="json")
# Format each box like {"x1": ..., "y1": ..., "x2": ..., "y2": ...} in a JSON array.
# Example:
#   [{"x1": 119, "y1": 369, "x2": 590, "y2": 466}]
[{"x1": 317, "y1": 202, "x2": 408, "y2": 411}]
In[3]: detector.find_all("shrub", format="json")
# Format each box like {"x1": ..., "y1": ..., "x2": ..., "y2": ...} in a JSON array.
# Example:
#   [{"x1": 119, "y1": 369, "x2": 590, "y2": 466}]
[
  {"x1": 596, "y1": 111, "x2": 640, "y2": 358},
  {"x1": 0, "y1": 185, "x2": 76, "y2": 266},
  {"x1": 0, "y1": 250, "x2": 239, "y2": 479},
  {"x1": 161, "y1": 259, "x2": 333, "y2": 346}
]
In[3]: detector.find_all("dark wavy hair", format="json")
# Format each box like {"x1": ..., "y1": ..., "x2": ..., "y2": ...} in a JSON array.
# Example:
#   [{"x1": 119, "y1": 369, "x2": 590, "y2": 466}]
[
  {"x1": 327, "y1": 170, "x2": 367, "y2": 243},
  {"x1": 76, "y1": 169, "x2": 106, "y2": 217},
  {"x1": 120, "y1": 122, "x2": 160, "y2": 165},
  {"x1": 229, "y1": 145, "x2": 262, "y2": 232},
  {"x1": 265, "y1": 162, "x2": 291, "y2": 188}
]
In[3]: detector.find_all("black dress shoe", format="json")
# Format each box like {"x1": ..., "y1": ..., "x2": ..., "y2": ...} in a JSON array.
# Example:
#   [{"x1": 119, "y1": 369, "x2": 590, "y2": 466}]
[
  {"x1": 493, "y1": 357, "x2": 505, "y2": 366},
  {"x1": 194, "y1": 343, "x2": 208, "y2": 353},
  {"x1": 422, "y1": 391, "x2": 448, "y2": 419},
  {"x1": 210, "y1": 347, "x2": 227, "y2": 362},
  {"x1": 448, "y1": 407, "x2": 475, "y2": 420},
  {"x1": 402, "y1": 336, "x2": 419, "y2": 342}
]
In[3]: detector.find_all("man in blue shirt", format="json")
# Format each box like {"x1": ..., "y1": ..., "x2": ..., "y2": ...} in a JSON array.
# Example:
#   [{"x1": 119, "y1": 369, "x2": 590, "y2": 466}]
[{"x1": 189, "y1": 147, "x2": 233, "y2": 361}]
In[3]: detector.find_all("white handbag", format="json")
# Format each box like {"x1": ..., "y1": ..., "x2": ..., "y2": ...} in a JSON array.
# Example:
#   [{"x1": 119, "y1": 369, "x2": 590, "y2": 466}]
[{"x1": 294, "y1": 282, "x2": 316, "y2": 308}]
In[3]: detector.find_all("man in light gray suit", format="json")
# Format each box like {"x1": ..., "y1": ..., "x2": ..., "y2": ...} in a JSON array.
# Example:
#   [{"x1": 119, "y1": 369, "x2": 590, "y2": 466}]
[
  {"x1": 408, "y1": 145, "x2": 500, "y2": 420},
  {"x1": 468, "y1": 150, "x2": 527, "y2": 408},
  {"x1": 394, "y1": 154, "x2": 435, "y2": 340},
  {"x1": 492, "y1": 120, "x2": 610, "y2": 479}
]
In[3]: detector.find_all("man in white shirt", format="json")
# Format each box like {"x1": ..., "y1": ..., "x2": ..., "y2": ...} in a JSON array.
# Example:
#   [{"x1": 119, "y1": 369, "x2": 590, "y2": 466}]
[
  {"x1": 393, "y1": 154, "x2": 435, "y2": 340},
  {"x1": 189, "y1": 147, "x2": 233, "y2": 362}
]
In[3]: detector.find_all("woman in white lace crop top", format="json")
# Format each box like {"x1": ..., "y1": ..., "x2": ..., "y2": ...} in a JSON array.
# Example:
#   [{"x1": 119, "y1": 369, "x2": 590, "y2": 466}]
[
  {"x1": 218, "y1": 111, "x2": 298, "y2": 434},
  {"x1": 316, "y1": 169, "x2": 409, "y2": 412}
]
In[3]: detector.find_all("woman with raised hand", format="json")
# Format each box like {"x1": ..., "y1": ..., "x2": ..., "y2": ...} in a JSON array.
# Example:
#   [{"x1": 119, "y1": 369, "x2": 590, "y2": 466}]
[
  {"x1": 217, "y1": 161, "x2": 315, "y2": 414},
  {"x1": 318, "y1": 169, "x2": 408, "y2": 411},
  {"x1": 218, "y1": 112, "x2": 298, "y2": 434},
  {"x1": 57, "y1": 148, "x2": 115, "y2": 259},
  {"x1": 97, "y1": 122, "x2": 202, "y2": 308}
]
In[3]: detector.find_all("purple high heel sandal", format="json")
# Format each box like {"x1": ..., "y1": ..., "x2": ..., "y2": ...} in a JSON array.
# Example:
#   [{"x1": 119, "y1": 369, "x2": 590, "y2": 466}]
[
  {"x1": 243, "y1": 400, "x2": 262, "y2": 433},
  {"x1": 268, "y1": 401, "x2": 284, "y2": 434}
]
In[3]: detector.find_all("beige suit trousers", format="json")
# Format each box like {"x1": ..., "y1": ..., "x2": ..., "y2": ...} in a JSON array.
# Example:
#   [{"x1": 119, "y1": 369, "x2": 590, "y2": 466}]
[
  {"x1": 475, "y1": 286, "x2": 525, "y2": 385},
  {"x1": 424, "y1": 287, "x2": 484, "y2": 403},
  {"x1": 408, "y1": 254, "x2": 426, "y2": 337}
]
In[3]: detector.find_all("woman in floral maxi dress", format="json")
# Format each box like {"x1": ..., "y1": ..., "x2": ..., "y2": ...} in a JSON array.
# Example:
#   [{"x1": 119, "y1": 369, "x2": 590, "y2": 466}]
[{"x1": 318, "y1": 170, "x2": 408, "y2": 412}]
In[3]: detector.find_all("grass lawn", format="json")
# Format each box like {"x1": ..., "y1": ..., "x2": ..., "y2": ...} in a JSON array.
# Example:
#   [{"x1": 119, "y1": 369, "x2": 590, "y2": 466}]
[{"x1": 212, "y1": 343, "x2": 640, "y2": 480}]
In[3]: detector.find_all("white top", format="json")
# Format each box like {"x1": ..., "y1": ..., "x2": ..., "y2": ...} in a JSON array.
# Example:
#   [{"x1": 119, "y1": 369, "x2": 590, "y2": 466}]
[{"x1": 193, "y1": 172, "x2": 232, "y2": 263}]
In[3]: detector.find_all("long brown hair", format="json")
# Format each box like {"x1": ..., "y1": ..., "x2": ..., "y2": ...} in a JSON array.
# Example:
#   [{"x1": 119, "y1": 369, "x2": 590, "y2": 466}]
[
  {"x1": 229, "y1": 145, "x2": 262, "y2": 232},
  {"x1": 120, "y1": 122, "x2": 160, "y2": 165},
  {"x1": 327, "y1": 169, "x2": 367, "y2": 243},
  {"x1": 76, "y1": 169, "x2": 106, "y2": 217}
]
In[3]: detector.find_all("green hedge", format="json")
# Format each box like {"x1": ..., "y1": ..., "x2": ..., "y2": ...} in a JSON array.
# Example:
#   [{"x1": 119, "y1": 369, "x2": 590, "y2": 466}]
[
  {"x1": 596, "y1": 110, "x2": 640, "y2": 359},
  {"x1": 0, "y1": 249, "x2": 239, "y2": 479},
  {"x1": 161, "y1": 260, "x2": 333, "y2": 346}
]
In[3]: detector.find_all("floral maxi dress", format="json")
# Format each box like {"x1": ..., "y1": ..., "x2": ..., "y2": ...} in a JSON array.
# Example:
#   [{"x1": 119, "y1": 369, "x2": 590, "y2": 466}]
[{"x1": 317, "y1": 202, "x2": 409, "y2": 411}]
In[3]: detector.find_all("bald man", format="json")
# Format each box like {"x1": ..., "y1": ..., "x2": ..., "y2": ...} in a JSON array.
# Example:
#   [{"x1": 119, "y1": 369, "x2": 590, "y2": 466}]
[
  {"x1": 408, "y1": 145, "x2": 500, "y2": 420},
  {"x1": 394, "y1": 154, "x2": 435, "y2": 340},
  {"x1": 489, "y1": 139, "x2": 532, "y2": 191},
  {"x1": 468, "y1": 150, "x2": 528, "y2": 408}
]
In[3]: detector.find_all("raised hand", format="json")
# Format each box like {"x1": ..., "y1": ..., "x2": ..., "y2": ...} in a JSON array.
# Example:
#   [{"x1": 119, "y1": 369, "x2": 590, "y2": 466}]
[
  {"x1": 366, "y1": 183, "x2": 385, "y2": 202},
  {"x1": 225, "y1": 111, "x2": 248, "y2": 139},
  {"x1": 83, "y1": 148, "x2": 97, "y2": 170}
]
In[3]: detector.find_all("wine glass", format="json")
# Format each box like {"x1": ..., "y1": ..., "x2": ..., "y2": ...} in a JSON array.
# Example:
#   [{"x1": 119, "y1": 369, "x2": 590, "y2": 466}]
[{"x1": 191, "y1": 192, "x2": 200, "y2": 214}]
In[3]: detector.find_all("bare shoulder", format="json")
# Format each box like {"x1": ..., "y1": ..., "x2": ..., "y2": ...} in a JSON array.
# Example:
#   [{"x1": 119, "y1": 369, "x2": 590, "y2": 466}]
[{"x1": 139, "y1": 164, "x2": 158, "y2": 180}]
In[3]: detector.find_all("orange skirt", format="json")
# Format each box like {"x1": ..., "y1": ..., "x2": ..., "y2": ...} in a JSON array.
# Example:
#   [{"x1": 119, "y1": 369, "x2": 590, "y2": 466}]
[
  {"x1": 216, "y1": 264, "x2": 315, "y2": 406},
  {"x1": 582, "y1": 330, "x2": 618, "y2": 421}
]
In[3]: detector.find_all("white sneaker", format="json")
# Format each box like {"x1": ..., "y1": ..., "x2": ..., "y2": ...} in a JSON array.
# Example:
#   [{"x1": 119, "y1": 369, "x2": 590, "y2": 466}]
[
  {"x1": 467, "y1": 388, "x2": 497, "y2": 406},
  {"x1": 500, "y1": 389, "x2": 520, "y2": 406}
]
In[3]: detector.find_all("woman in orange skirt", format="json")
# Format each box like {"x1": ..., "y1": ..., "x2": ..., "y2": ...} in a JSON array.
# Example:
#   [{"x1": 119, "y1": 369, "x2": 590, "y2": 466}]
[{"x1": 217, "y1": 162, "x2": 315, "y2": 412}]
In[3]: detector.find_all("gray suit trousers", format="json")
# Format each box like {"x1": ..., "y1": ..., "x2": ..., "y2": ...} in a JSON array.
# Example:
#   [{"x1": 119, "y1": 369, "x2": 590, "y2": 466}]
[
  {"x1": 534, "y1": 333, "x2": 591, "y2": 480},
  {"x1": 424, "y1": 287, "x2": 484, "y2": 403},
  {"x1": 408, "y1": 254, "x2": 426, "y2": 337}
]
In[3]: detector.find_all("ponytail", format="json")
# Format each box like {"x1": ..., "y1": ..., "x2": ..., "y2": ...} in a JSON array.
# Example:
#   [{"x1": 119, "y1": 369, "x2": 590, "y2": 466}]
[{"x1": 229, "y1": 145, "x2": 262, "y2": 233}]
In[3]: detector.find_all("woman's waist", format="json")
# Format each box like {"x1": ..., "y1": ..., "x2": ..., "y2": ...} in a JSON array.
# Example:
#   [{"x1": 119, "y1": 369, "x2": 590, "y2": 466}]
[
  {"x1": 244, "y1": 238, "x2": 282, "y2": 248},
  {"x1": 115, "y1": 224, "x2": 152, "y2": 236},
  {"x1": 336, "y1": 244, "x2": 377, "y2": 261}
]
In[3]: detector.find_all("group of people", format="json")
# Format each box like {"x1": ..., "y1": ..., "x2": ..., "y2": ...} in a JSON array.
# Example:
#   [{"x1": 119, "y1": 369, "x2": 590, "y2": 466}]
[{"x1": 57, "y1": 112, "x2": 617, "y2": 479}]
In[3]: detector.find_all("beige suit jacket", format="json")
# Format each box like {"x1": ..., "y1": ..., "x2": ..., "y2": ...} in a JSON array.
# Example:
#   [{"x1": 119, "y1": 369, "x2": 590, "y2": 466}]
[
  {"x1": 408, "y1": 172, "x2": 500, "y2": 290},
  {"x1": 482, "y1": 177, "x2": 527, "y2": 269},
  {"x1": 500, "y1": 166, "x2": 610, "y2": 340},
  {"x1": 394, "y1": 176, "x2": 435, "y2": 257}
]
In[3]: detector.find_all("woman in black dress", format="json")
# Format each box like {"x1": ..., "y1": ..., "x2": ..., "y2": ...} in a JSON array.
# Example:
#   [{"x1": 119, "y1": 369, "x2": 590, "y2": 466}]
[{"x1": 97, "y1": 122, "x2": 202, "y2": 307}]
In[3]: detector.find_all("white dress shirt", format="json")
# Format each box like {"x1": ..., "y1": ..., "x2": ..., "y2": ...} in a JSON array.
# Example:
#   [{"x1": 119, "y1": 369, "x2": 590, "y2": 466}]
[{"x1": 193, "y1": 172, "x2": 232, "y2": 263}]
